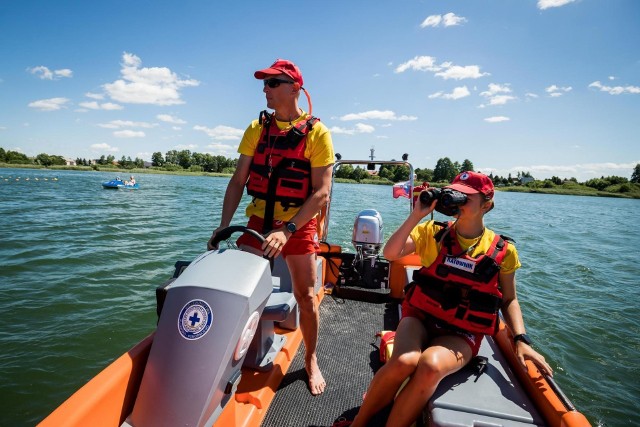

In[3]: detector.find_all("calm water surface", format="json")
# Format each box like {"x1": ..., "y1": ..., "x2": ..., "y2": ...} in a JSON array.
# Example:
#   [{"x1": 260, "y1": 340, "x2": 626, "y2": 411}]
[{"x1": 0, "y1": 169, "x2": 638, "y2": 426}]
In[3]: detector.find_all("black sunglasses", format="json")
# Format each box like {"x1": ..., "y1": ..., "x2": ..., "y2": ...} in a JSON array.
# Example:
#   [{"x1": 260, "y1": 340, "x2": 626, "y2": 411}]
[{"x1": 263, "y1": 78, "x2": 294, "y2": 88}]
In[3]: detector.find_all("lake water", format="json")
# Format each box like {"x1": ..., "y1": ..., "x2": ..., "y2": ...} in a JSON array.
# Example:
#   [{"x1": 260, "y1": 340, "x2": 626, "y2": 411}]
[{"x1": 0, "y1": 168, "x2": 638, "y2": 426}]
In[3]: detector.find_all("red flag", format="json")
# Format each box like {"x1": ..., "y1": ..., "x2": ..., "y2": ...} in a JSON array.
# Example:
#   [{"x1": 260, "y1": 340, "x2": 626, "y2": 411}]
[{"x1": 392, "y1": 181, "x2": 411, "y2": 199}]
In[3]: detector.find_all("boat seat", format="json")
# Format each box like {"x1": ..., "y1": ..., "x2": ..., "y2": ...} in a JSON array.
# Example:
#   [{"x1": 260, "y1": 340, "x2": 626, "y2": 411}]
[{"x1": 427, "y1": 336, "x2": 545, "y2": 426}]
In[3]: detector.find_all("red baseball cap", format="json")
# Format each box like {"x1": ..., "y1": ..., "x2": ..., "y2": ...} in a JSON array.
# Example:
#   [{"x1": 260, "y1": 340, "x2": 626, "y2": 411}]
[
  {"x1": 446, "y1": 171, "x2": 494, "y2": 199},
  {"x1": 254, "y1": 59, "x2": 304, "y2": 86}
]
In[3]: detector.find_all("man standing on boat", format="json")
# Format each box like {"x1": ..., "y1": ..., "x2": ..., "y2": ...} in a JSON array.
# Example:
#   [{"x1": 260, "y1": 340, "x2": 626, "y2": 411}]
[{"x1": 207, "y1": 59, "x2": 334, "y2": 396}]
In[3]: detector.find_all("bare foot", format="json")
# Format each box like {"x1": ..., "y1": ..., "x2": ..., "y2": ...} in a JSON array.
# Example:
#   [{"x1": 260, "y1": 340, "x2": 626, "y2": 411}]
[{"x1": 306, "y1": 356, "x2": 326, "y2": 396}]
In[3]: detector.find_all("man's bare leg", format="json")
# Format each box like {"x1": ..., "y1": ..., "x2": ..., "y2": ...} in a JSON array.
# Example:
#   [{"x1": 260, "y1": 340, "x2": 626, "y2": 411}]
[{"x1": 287, "y1": 253, "x2": 326, "y2": 395}]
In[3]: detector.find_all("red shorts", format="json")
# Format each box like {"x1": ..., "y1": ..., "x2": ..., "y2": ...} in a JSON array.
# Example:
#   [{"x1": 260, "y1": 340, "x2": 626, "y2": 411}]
[
  {"x1": 401, "y1": 299, "x2": 483, "y2": 357},
  {"x1": 236, "y1": 215, "x2": 320, "y2": 259}
]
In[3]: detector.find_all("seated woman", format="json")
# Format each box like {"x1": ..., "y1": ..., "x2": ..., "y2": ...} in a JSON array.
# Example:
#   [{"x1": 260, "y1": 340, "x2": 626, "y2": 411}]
[
  {"x1": 347, "y1": 171, "x2": 553, "y2": 427},
  {"x1": 125, "y1": 175, "x2": 136, "y2": 186}
]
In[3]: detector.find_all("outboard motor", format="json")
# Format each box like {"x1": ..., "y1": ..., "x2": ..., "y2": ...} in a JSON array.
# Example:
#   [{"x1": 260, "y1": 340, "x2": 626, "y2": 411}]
[
  {"x1": 335, "y1": 209, "x2": 389, "y2": 300},
  {"x1": 125, "y1": 249, "x2": 273, "y2": 427},
  {"x1": 352, "y1": 209, "x2": 384, "y2": 264}
]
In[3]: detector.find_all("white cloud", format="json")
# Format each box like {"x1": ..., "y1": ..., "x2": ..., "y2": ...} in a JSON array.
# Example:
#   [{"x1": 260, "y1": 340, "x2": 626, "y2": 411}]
[
  {"x1": 205, "y1": 142, "x2": 236, "y2": 156},
  {"x1": 443, "y1": 13, "x2": 467, "y2": 26},
  {"x1": 91, "y1": 143, "x2": 119, "y2": 152},
  {"x1": 330, "y1": 123, "x2": 376, "y2": 135},
  {"x1": 420, "y1": 15, "x2": 442, "y2": 28},
  {"x1": 98, "y1": 120, "x2": 157, "y2": 129},
  {"x1": 420, "y1": 13, "x2": 467, "y2": 28},
  {"x1": 174, "y1": 144, "x2": 198, "y2": 150},
  {"x1": 588, "y1": 81, "x2": 640, "y2": 95},
  {"x1": 480, "y1": 83, "x2": 511, "y2": 97},
  {"x1": 114, "y1": 130, "x2": 145, "y2": 138},
  {"x1": 395, "y1": 56, "x2": 440, "y2": 73},
  {"x1": 27, "y1": 66, "x2": 73, "y2": 80},
  {"x1": 537, "y1": 0, "x2": 577, "y2": 10},
  {"x1": 103, "y1": 52, "x2": 200, "y2": 105},
  {"x1": 157, "y1": 114, "x2": 187, "y2": 124},
  {"x1": 85, "y1": 92, "x2": 104, "y2": 100},
  {"x1": 525, "y1": 92, "x2": 539, "y2": 99},
  {"x1": 338, "y1": 110, "x2": 417, "y2": 121},
  {"x1": 396, "y1": 55, "x2": 489, "y2": 81},
  {"x1": 545, "y1": 85, "x2": 572, "y2": 97},
  {"x1": 484, "y1": 116, "x2": 510, "y2": 123},
  {"x1": 28, "y1": 97, "x2": 70, "y2": 111},
  {"x1": 193, "y1": 124, "x2": 244, "y2": 140},
  {"x1": 435, "y1": 65, "x2": 488, "y2": 80},
  {"x1": 429, "y1": 86, "x2": 470, "y2": 100},
  {"x1": 78, "y1": 101, "x2": 123, "y2": 110}
]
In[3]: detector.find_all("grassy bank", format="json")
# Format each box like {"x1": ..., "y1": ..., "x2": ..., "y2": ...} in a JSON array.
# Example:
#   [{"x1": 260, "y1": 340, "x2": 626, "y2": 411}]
[{"x1": 2, "y1": 163, "x2": 639, "y2": 199}]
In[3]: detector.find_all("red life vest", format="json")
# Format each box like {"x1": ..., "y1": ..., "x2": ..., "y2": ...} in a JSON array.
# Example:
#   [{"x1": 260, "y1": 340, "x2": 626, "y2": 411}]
[
  {"x1": 404, "y1": 222, "x2": 510, "y2": 335},
  {"x1": 246, "y1": 111, "x2": 318, "y2": 231}
]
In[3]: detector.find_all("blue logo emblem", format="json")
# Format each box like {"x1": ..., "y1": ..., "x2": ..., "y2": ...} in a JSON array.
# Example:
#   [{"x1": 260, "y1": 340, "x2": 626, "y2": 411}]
[{"x1": 178, "y1": 300, "x2": 212, "y2": 340}]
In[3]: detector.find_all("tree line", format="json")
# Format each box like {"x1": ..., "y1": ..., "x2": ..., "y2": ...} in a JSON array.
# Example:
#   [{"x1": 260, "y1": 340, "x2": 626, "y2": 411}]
[{"x1": 2, "y1": 146, "x2": 639, "y2": 187}]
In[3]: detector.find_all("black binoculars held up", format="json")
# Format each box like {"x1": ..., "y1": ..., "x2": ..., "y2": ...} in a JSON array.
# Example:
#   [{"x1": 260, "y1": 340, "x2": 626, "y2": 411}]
[{"x1": 419, "y1": 188, "x2": 468, "y2": 216}]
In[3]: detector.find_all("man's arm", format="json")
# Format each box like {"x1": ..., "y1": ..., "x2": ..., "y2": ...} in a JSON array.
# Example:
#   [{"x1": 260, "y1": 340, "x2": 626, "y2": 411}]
[{"x1": 207, "y1": 154, "x2": 252, "y2": 250}]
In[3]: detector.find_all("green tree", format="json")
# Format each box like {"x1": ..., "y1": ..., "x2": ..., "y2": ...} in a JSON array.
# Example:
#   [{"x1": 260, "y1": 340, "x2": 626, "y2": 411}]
[
  {"x1": 415, "y1": 168, "x2": 433, "y2": 183},
  {"x1": 0, "y1": 147, "x2": 6, "y2": 162},
  {"x1": 461, "y1": 159, "x2": 474, "y2": 172},
  {"x1": 632, "y1": 164, "x2": 640, "y2": 183},
  {"x1": 36, "y1": 153, "x2": 53, "y2": 166},
  {"x1": 352, "y1": 166, "x2": 369, "y2": 182},
  {"x1": 453, "y1": 161, "x2": 461, "y2": 175},
  {"x1": 392, "y1": 165, "x2": 410, "y2": 182},
  {"x1": 335, "y1": 164, "x2": 354, "y2": 179},
  {"x1": 177, "y1": 150, "x2": 192, "y2": 169},
  {"x1": 433, "y1": 157, "x2": 457, "y2": 182},
  {"x1": 165, "y1": 150, "x2": 179, "y2": 166},
  {"x1": 378, "y1": 165, "x2": 393, "y2": 181},
  {"x1": 5, "y1": 150, "x2": 30, "y2": 164},
  {"x1": 151, "y1": 152, "x2": 164, "y2": 167}
]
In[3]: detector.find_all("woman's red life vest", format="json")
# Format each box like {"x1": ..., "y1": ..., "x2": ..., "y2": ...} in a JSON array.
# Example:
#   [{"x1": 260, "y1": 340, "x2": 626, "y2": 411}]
[
  {"x1": 405, "y1": 222, "x2": 510, "y2": 335},
  {"x1": 246, "y1": 111, "x2": 319, "y2": 231}
]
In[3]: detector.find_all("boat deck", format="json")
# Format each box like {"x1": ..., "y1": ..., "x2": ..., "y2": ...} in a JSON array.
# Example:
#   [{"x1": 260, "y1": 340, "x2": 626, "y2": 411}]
[{"x1": 262, "y1": 295, "x2": 400, "y2": 427}]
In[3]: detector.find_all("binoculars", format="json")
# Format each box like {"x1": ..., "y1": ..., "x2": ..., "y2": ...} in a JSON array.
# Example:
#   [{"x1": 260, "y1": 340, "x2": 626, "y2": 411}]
[{"x1": 419, "y1": 188, "x2": 467, "y2": 216}]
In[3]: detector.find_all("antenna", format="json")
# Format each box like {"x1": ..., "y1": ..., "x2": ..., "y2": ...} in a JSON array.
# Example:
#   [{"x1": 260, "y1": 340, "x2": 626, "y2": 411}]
[{"x1": 369, "y1": 146, "x2": 375, "y2": 161}]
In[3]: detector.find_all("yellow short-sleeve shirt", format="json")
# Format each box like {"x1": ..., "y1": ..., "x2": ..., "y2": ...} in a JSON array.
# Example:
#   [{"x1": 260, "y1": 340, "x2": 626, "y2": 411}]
[
  {"x1": 239, "y1": 111, "x2": 334, "y2": 221},
  {"x1": 409, "y1": 220, "x2": 521, "y2": 275}
]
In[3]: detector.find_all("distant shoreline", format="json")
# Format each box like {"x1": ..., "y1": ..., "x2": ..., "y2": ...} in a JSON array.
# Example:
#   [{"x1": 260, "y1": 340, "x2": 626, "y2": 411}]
[{"x1": 2, "y1": 163, "x2": 639, "y2": 199}]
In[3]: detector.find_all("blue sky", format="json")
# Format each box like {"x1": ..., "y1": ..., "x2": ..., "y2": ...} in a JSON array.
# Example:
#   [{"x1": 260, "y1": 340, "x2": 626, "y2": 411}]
[{"x1": 1, "y1": 0, "x2": 638, "y2": 181}]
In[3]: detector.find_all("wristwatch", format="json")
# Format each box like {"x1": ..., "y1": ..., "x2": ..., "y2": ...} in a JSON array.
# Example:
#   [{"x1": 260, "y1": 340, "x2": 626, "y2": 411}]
[
  {"x1": 285, "y1": 222, "x2": 297, "y2": 234},
  {"x1": 513, "y1": 333, "x2": 532, "y2": 346}
]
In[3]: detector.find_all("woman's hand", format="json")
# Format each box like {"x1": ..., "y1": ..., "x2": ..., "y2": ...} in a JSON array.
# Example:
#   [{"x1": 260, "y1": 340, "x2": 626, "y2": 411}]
[
  {"x1": 516, "y1": 342, "x2": 553, "y2": 377},
  {"x1": 411, "y1": 193, "x2": 437, "y2": 220}
]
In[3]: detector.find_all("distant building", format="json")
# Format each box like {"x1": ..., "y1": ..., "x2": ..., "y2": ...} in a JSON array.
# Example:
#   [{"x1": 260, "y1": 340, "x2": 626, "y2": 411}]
[
  {"x1": 520, "y1": 176, "x2": 534, "y2": 184},
  {"x1": 65, "y1": 158, "x2": 76, "y2": 166}
]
